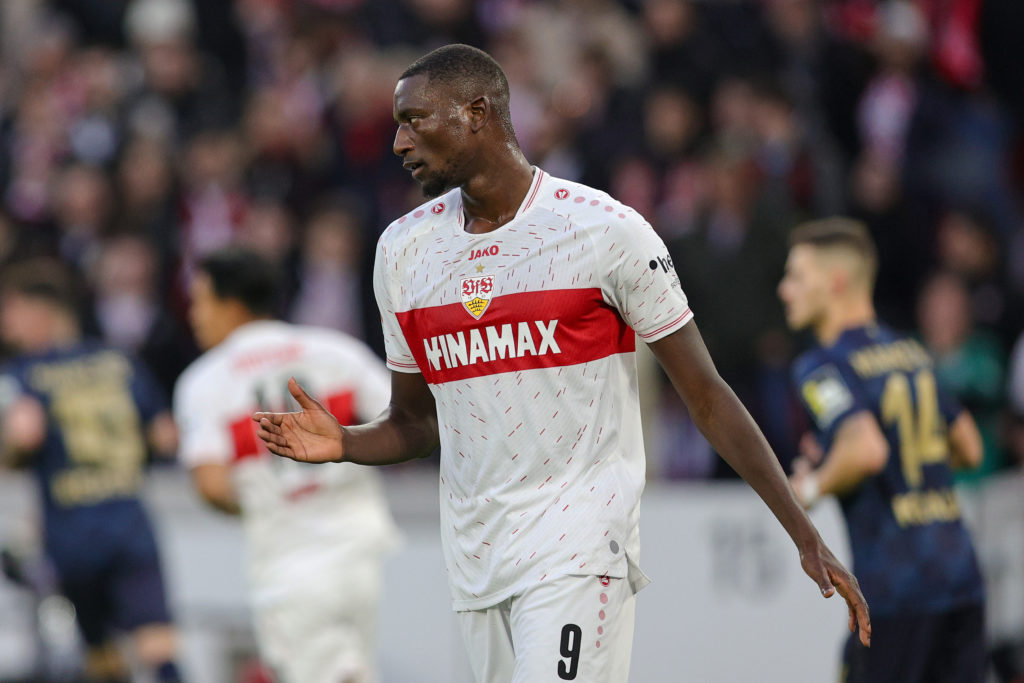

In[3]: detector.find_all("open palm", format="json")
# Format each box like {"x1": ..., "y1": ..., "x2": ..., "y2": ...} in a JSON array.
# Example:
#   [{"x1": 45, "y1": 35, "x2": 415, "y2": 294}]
[{"x1": 253, "y1": 378, "x2": 344, "y2": 463}]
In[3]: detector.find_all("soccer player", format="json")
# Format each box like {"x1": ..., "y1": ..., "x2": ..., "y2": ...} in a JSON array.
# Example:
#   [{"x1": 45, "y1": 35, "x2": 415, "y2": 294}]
[
  {"x1": 778, "y1": 218, "x2": 986, "y2": 682},
  {"x1": 174, "y1": 248, "x2": 398, "y2": 683},
  {"x1": 0, "y1": 260, "x2": 182, "y2": 683},
  {"x1": 254, "y1": 44, "x2": 870, "y2": 682}
]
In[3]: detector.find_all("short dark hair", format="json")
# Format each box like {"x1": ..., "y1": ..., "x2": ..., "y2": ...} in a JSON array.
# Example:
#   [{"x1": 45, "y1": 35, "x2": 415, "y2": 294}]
[
  {"x1": 400, "y1": 43, "x2": 515, "y2": 138},
  {"x1": 789, "y1": 217, "x2": 878, "y2": 287},
  {"x1": 196, "y1": 247, "x2": 279, "y2": 316},
  {"x1": 0, "y1": 258, "x2": 81, "y2": 316}
]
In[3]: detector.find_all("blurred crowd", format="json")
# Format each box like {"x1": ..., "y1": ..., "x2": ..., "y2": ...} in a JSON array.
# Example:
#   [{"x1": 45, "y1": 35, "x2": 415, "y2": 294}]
[{"x1": 1, "y1": 0, "x2": 1023, "y2": 480}]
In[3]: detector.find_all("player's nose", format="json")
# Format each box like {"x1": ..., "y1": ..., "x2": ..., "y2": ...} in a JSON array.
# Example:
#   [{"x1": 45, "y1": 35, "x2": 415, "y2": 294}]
[{"x1": 393, "y1": 126, "x2": 413, "y2": 157}]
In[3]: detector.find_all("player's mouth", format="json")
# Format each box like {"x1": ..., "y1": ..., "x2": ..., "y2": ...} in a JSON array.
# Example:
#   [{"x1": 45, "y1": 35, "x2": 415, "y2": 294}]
[{"x1": 403, "y1": 160, "x2": 426, "y2": 178}]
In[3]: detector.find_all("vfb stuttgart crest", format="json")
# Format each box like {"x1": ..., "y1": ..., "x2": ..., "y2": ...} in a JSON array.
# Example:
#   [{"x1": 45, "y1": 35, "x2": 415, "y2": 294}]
[{"x1": 461, "y1": 275, "x2": 494, "y2": 319}]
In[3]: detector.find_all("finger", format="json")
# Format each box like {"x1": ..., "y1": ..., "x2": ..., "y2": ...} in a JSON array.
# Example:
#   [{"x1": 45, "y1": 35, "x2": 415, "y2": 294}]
[
  {"x1": 256, "y1": 425, "x2": 289, "y2": 447},
  {"x1": 262, "y1": 439, "x2": 295, "y2": 460},
  {"x1": 809, "y1": 558, "x2": 836, "y2": 598},
  {"x1": 258, "y1": 417, "x2": 284, "y2": 436},
  {"x1": 830, "y1": 568, "x2": 871, "y2": 646},
  {"x1": 253, "y1": 411, "x2": 283, "y2": 426},
  {"x1": 288, "y1": 377, "x2": 325, "y2": 412},
  {"x1": 854, "y1": 596, "x2": 871, "y2": 646}
]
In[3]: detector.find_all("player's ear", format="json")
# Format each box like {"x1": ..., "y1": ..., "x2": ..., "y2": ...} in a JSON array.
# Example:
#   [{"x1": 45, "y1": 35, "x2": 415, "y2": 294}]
[
  {"x1": 467, "y1": 96, "x2": 488, "y2": 133},
  {"x1": 829, "y1": 267, "x2": 849, "y2": 295}
]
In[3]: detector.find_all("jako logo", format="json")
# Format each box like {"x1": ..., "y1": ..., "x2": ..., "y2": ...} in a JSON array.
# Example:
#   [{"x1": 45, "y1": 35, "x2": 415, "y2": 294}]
[
  {"x1": 649, "y1": 254, "x2": 675, "y2": 273},
  {"x1": 422, "y1": 321, "x2": 561, "y2": 371},
  {"x1": 468, "y1": 245, "x2": 499, "y2": 260}
]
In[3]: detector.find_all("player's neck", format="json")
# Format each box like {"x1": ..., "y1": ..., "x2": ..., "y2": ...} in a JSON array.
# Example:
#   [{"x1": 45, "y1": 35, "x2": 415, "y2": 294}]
[
  {"x1": 815, "y1": 298, "x2": 875, "y2": 346},
  {"x1": 460, "y1": 150, "x2": 534, "y2": 234},
  {"x1": 45, "y1": 318, "x2": 81, "y2": 351}
]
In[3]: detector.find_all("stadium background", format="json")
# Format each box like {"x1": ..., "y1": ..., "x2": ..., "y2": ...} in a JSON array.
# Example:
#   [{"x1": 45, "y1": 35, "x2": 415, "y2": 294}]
[{"x1": 0, "y1": 0, "x2": 1023, "y2": 680}]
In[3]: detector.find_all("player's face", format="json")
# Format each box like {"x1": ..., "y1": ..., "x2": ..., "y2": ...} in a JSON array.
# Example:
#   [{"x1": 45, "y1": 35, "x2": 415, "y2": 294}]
[
  {"x1": 778, "y1": 245, "x2": 830, "y2": 331},
  {"x1": 188, "y1": 273, "x2": 233, "y2": 351},
  {"x1": 393, "y1": 74, "x2": 473, "y2": 198},
  {"x1": 0, "y1": 294, "x2": 57, "y2": 351}
]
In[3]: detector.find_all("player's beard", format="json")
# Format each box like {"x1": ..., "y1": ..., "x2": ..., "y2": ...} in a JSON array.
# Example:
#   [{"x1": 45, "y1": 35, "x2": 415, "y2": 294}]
[
  {"x1": 419, "y1": 150, "x2": 469, "y2": 199},
  {"x1": 421, "y1": 171, "x2": 453, "y2": 199}
]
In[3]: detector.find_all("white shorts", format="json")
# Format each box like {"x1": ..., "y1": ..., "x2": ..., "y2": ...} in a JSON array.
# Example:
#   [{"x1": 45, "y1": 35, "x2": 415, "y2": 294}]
[
  {"x1": 252, "y1": 559, "x2": 382, "y2": 683},
  {"x1": 457, "y1": 574, "x2": 636, "y2": 683}
]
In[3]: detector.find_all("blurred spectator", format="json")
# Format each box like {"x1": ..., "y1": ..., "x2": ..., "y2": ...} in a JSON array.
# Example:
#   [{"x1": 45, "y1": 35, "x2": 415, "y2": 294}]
[
  {"x1": 933, "y1": 208, "x2": 1012, "y2": 339},
  {"x1": 666, "y1": 150, "x2": 795, "y2": 474},
  {"x1": 857, "y1": 0, "x2": 928, "y2": 168},
  {"x1": 917, "y1": 270, "x2": 1007, "y2": 482},
  {"x1": 114, "y1": 135, "x2": 180, "y2": 282},
  {"x1": 122, "y1": 0, "x2": 237, "y2": 142},
  {"x1": 90, "y1": 235, "x2": 196, "y2": 398},
  {"x1": 290, "y1": 200, "x2": 367, "y2": 339},
  {"x1": 643, "y1": 0, "x2": 719, "y2": 100},
  {"x1": 177, "y1": 129, "x2": 248, "y2": 296},
  {"x1": 52, "y1": 163, "x2": 112, "y2": 272},
  {"x1": 237, "y1": 197, "x2": 300, "y2": 311}
]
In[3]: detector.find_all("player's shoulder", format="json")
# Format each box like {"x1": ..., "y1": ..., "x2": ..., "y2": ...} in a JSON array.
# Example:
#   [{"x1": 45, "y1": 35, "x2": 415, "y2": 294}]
[
  {"x1": 380, "y1": 187, "x2": 461, "y2": 249},
  {"x1": 175, "y1": 345, "x2": 227, "y2": 399},
  {"x1": 289, "y1": 323, "x2": 378, "y2": 361},
  {"x1": 532, "y1": 172, "x2": 648, "y2": 229},
  {"x1": 793, "y1": 345, "x2": 842, "y2": 382}
]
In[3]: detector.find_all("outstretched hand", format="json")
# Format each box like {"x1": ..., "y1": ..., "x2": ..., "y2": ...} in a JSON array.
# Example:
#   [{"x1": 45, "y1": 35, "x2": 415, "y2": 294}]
[
  {"x1": 253, "y1": 378, "x2": 344, "y2": 464},
  {"x1": 801, "y1": 540, "x2": 871, "y2": 647}
]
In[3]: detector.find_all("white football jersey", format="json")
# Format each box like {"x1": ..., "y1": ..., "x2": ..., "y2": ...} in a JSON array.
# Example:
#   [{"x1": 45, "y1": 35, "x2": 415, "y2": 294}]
[
  {"x1": 174, "y1": 320, "x2": 398, "y2": 606},
  {"x1": 374, "y1": 169, "x2": 692, "y2": 610}
]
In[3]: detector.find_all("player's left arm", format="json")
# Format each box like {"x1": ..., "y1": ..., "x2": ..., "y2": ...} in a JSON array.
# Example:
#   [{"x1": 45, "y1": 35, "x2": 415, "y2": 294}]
[
  {"x1": 649, "y1": 321, "x2": 871, "y2": 646},
  {"x1": 948, "y1": 410, "x2": 983, "y2": 470}
]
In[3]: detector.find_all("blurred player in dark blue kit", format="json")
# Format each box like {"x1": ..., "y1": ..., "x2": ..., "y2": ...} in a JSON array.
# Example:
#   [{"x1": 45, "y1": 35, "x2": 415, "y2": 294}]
[
  {"x1": 0, "y1": 260, "x2": 183, "y2": 683},
  {"x1": 778, "y1": 219, "x2": 986, "y2": 683}
]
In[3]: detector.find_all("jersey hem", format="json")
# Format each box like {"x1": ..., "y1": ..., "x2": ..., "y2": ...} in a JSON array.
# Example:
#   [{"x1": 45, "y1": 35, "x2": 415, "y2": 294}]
[
  {"x1": 449, "y1": 562, "x2": 628, "y2": 612},
  {"x1": 636, "y1": 308, "x2": 693, "y2": 342},
  {"x1": 386, "y1": 359, "x2": 421, "y2": 373}
]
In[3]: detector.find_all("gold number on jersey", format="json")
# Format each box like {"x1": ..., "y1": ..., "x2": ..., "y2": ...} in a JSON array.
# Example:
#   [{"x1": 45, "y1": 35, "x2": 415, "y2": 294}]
[
  {"x1": 51, "y1": 384, "x2": 146, "y2": 473},
  {"x1": 880, "y1": 370, "x2": 948, "y2": 489}
]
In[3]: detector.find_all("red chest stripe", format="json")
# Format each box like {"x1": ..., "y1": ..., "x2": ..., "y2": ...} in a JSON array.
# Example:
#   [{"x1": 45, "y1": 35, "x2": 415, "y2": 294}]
[{"x1": 395, "y1": 288, "x2": 635, "y2": 385}]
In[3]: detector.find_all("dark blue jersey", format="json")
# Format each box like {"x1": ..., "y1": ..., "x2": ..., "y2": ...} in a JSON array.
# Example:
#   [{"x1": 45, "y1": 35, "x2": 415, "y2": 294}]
[
  {"x1": 793, "y1": 323, "x2": 983, "y2": 617},
  {"x1": 0, "y1": 341, "x2": 167, "y2": 554}
]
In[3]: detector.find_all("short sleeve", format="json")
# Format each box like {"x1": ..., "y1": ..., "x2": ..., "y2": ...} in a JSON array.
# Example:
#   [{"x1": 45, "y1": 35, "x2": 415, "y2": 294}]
[
  {"x1": 173, "y1": 368, "x2": 233, "y2": 468},
  {"x1": 373, "y1": 236, "x2": 419, "y2": 374},
  {"x1": 794, "y1": 356, "x2": 870, "y2": 444},
  {"x1": 604, "y1": 215, "x2": 693, "y2": 342}
]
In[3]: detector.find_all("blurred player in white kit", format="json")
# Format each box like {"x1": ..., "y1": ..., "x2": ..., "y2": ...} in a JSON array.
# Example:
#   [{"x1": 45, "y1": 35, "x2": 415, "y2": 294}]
[{"x1": 173, "y1": 247, "x2": 398, "y2": 683}]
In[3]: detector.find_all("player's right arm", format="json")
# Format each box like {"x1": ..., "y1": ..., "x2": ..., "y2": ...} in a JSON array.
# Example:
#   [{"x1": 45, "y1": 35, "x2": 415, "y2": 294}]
[
  {"x1": 0, "y1": 396, "x2": 46, "y2": 468},
  {"x1": 190, "y1": 463, "x2": 241, "y2": 515},
  {"x1": 791, "y1": 412, "x2": 889, "y2": 506},
  {"x1": 254, "y1": 371, "x2": 438, "y2": 466},
  {"x1": 947, "y1": 410, "x2": 983, "y2": 470},
  {"x1": 0, "y1": 372, "x2": 44, "y2": 468}
]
